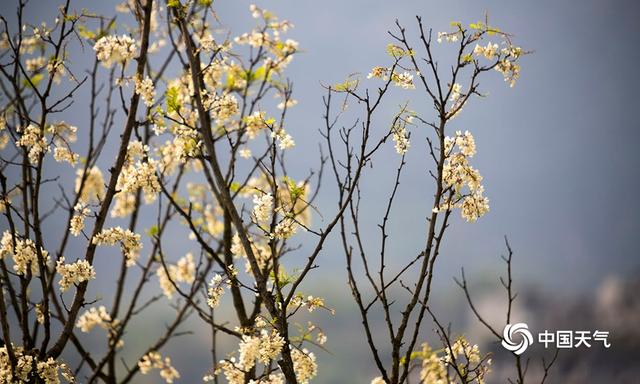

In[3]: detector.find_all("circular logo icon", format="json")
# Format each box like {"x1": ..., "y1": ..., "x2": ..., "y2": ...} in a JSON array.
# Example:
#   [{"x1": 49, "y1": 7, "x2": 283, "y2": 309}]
[{"x1": 502, "y1": 323, "x2": 533, "y2": 355}]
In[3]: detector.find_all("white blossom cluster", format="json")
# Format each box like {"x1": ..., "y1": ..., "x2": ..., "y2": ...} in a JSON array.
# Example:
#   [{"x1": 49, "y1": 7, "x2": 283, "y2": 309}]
[
  {"x1": 70, "y1": 203, "x2": 90, "y2": 237},
  {"x1": 35, "y1": 303, "x2": 45, "y2": 324},
  {"x1": 157, "y1": 252, "x2": 196, "y2": 299},
  {"x1": 16, "y1": 124, "x2": 48, "y2": 164},
  {"x1": 213, "y1": 313, "x2": 317, "y2": 384},
  {"x1": 473, "y1": 42, "x2": 524, "y2": 87},
  {"x1": 243, "y1": 111, "x2": 269, "y2": 139},
  {"x1": 391, "y1": 111, "x2": 413, "y2": 155},
  {"x1": 0, "y1": 346, "x2": 34, "y2": 383},
  {"x1": 447, "y1": 82, "x2": 466, "y2": 118},
  {"x1": 53, "y1": 147, "x2": 78, "y2": 166},
  {"x1": 272, "y1": 217, "x2": 298, "y2": 239},
  {"x1": 93, "y1": 34, "x2": 137, "y2": 67},
  {"x1": 204, "y1": 92, "x2": 239, "y2": 123},
  {"x1": 289, "y1": 294, "x2": 329, "y2": 314},
  {"x1": 75, "y1": 166, "x2": 105, "y2": 203},
  {"x1": 0, "y1": 346, "x2": 75, "y2": 384},
  {"x1": 270, "y1": 128, "x2": 296, "y2": 150},
  {"x1": 169, "y1": 125, "x2": 202, "y2": 163},
  {"x1": 138, "y1": 351, "x2": 180, "y2": 384},
  {"x1": 437, "y1": 30, "x2": 461, "y2": 43},
  {"x1": 0, "y1": 345, "x2": 73, "y2": 384},
  {"x1": 252, "y1": 193, "x2": 274, "y2": 223},
  {"x1": 92, "y1": 227, "x2": 142, "y2": 266},
  {"x1": 119, "y1": 141, "x2": 161, "y2": 202},
  {"x1": 370, "y1": 337, "x2": 490, "y2": 384},
  {"x1": 391, "y1": 71, "x2": 416, "y2": 90},
  {"x1": 435, "y1": 130, "x2": 490, "y2": 222},
  {"x1": 135, "y1": 75, "x2": 156, "y2": 107},
  {"x1": 234, "y1": 5, "x2": 298, "y2": 72},
  {"x1": 237, "y1": 329, "x2": 286, "y2": 370},
  {"x1": 56, "y1": 257, "x2": 96, "y2": 292},
  {"x1": 0, "y1": 115, "x2": 7, "y2": 151},
  {"x1": 25, "y1": 56, "x2": 46, "y2": 71},
  {"x1": 76, "y1": 306, "x2": 114, "y2": 333},
  {"x1": 291, "y1": 349, "x2": 318, "y2": 384},
  {"x1": 48, "y1": 122, "x2": 78, "y2": 166},
  {"x1": 198, "y1": 33, "x2": 231, "y2": 53},
  {"x1": 0, "y1": 230, "x2": 49, "y2": 275},
  {"x1": 366, "y1": 44, "x2": 418, "y2": 90},
  {"x1": 231, "y1": 233, "x2": 271, "y2": 273},
  {"x1": 368, "y1": 65, "x2": 417, "y2": 90},
  {"x1": 495, "y1": 48, "x2": 523, "y2": 87},
  {"x1": 111, "y1": 141, "x2": 161, "y2": 218},
  {"x1": 207, "y1": 273, "x2": 228, "y2": 309},
  {"x1": 473, "y1": 42, "x2": 499, "y2": 59}
]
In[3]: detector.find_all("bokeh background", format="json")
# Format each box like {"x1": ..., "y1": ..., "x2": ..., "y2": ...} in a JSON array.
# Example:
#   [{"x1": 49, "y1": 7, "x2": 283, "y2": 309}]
[{"x1": 5, "y1": 0, "x2": 640, "y2": 383}]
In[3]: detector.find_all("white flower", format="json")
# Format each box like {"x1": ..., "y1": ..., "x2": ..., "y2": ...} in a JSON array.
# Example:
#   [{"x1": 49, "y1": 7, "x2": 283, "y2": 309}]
[
  {"x1": 438, "y1": 131, "x2": 490, "y2": 221},
  {"x1": 56, "y1": 257, "x2": 96, "y2": 292},
  {"x1": 252, "y1": 193, "x2": 273, "y2": 223},
  {"x1": 0, "y1": 231, "x2": 49, "y2": 276},
  {"x1": 272, "y1": 217, "x2": 298, "y2": 239},
  {"x1": 392, "y1": 122, "x2": 410, "y2": 155},
  {"x1": 139, "y1": 352, "x2": 180, "y2": 384},
  {"x1": 450, "y1": 83, "x2": 462, "y2": 102},
  {"x1": 94, "y1": 35, "x2": 137, "y2": 67},
  {"x1": 437, "y1": 31, "x2": 460, "y2": 43},
  {"x1": 277, "y1": 98, "x2": 297, "y2": 110},
  {"x1": 271, "y1": 129, "x2": 295, "y2": 150},
  {"x1": 205, "y1": 92, "x2": 238, "y2": 122},
  {"x1": 391, "y1": 72, "x2": 415, "y2": 90},
  {"x1": 135, "y1": 76, "x2": 156, "y2": 107},
  {"x1": 292, "y1": 348, "x2": 317, "y2": 383},
  {"x1": 75, "y1": 166, "x2": 105, "y2": 203},
  {"x1": 70, "y1": 203, "x2": 90, "y2": 236},
  {"x1": 92, "y1": 227, "x2": 142, "y2": 266},
  {"x1": 495, "y1": 59, "x2": 521, "y2": 87},
  {"x1": 207, "y1": 274, "x2": 225, "y2": 308},
  {"x1": 460, "y1": 191, "x2": 489, "y2": 222},
  {"x1": 17, "y1": 124, "x2": 48, "y2": 164},
  {"x1": 243, "y1": 111, "x2": 269, "y2": 139},
  {"x1": 76, "y1": 306, "x2": 112, "y2": 333},
  {"x1": 53, "y1": 147, "x2": 79, "y2": 166},
  {"x1": 157, "y1": 253, "x2": 196, "y2": 299},
  {"x1": 474, "y1": 42, "x2": 499, "y2": 60}
]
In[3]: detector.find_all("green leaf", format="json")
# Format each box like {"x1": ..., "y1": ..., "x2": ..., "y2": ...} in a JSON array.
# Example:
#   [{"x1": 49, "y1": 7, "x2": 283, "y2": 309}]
[
  {"x1": 146, "y1": 225, "x2": 159, "y2": 237},
  {"x1": 167, "y1": 0, "x2": 181, "y2": 7},
  {"x1": 225, "y1": 72, "x2": 237, "y2": 90},
  {"x1": 253, "y1": 66, "x2": 267, "y2": 81},
  {"x1": 24, "y1": 73, "x2": 44, "y2": 88},
  {"x1": 77, "y1": 25, "x2": 96, "y2": 40},
  {"x1": 166, "y1": 86, "x2": 179, "y2": 113},
  {"x1": 229, "y1": 181, "x2": 242, "y2": 193},
  {"x1": 334, "y1": 77, "x2": 358, "y2": 92}
]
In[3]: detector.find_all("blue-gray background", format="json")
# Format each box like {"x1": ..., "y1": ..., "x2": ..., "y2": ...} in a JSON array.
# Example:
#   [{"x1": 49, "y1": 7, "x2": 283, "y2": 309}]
[{"x1": 7, "y1": 0, "x2": 640, "y2": 383}]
